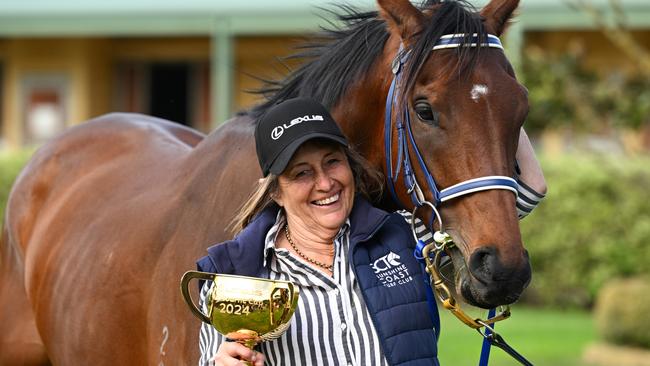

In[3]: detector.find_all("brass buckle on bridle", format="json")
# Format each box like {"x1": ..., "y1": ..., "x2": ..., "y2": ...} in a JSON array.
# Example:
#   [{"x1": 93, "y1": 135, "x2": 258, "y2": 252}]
[
  {"x1": 411, "y1": 202, "x2": 511, "y2": 330},
  {"x1": 411, "y1": 201, "x2": 535, "y2": 365}
]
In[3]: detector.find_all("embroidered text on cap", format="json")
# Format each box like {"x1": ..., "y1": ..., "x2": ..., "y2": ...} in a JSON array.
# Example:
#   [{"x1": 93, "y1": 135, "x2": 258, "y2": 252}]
[{"x1": 271, "y1": 114, "x2": 325, "y2": 140}]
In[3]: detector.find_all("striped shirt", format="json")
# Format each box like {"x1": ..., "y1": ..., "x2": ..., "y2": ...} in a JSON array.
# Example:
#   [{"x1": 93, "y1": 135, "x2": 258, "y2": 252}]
[{"x1": 198, "y1": 212, "x2": 390, "y2": 366}]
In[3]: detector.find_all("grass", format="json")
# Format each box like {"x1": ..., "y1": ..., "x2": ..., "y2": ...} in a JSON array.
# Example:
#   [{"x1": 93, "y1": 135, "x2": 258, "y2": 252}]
[{"x1": 436, "y1": 306, "x2": 596, "y2": 366}]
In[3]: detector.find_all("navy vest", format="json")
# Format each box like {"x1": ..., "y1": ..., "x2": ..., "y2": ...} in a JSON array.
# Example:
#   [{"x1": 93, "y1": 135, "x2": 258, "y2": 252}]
[{"x1": 197, "y1": 197, "x2": 440, "y2": 366}]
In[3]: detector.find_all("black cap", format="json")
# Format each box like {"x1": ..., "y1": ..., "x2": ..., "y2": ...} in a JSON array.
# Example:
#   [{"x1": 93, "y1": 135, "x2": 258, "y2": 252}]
[{"x1": 255, "y1": 98, "x2": 348, "y2": 176}]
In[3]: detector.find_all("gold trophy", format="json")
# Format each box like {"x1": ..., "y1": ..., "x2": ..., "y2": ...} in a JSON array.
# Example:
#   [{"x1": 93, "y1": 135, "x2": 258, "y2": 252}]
[{"x1": 180, "y1": 271, "x2": 299, "y2": 363}]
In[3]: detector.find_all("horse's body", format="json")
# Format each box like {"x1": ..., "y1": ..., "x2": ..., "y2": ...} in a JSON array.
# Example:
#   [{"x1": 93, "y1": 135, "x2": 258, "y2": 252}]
[
  {"x1": 0, "y1": 113, "x2": 264, "y2": 365},
  {"x1": 0, "y1": 0, "x2": 530, "y2": 364}
]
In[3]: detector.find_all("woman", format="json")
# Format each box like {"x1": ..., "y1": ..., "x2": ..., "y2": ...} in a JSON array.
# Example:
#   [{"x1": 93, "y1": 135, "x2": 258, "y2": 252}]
[{"x1": 195, "y1": 98, "x2": 546, "y2": 366}]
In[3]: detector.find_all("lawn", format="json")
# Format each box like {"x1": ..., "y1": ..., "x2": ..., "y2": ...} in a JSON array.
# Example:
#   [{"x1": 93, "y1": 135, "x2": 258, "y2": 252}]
[{"x1": 436, "y1": 306, "x2": 596, "y2": 366}]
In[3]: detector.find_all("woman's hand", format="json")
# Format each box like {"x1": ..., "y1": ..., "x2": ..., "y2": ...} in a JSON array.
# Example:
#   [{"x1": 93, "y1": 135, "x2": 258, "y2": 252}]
[{"x1": 212, "y1": 342, "x2": 265, "y2": 366}]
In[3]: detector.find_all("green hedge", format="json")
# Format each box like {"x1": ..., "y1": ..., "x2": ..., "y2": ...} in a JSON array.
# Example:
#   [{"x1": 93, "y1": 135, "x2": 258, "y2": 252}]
[
  {"x1": 520, "y1": 154, "x2": 650, "y2": 308},
  {"x1": 595, "y1": 277, "x2": 650, "y2": 349},
  {"x1": 0, "y1": 150, "x2": 32, "y2": 225},
  {"x1": 522, "y1": 46, "x2": 650, "y2": 132}
]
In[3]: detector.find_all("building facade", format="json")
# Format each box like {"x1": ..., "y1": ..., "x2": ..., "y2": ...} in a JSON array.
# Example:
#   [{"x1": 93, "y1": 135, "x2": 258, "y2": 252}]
[{"x1": 0, "y1": 0, "x2": 648, "y2": 148}]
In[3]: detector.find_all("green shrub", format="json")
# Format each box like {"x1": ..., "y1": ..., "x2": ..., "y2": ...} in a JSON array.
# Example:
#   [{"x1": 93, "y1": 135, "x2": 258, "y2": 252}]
[
  {"x1": 594, "y1": 277, "x2": 650, "y2": 349},
  {"x1": 0, "y1": 150, "x2": 32, "y2": 225},
  {"x1": 522, "y1": 46, "x2": 650, "y2": 133},
  {"x1": 520, "y1": 154, "x2": 650, "y2": 308}
]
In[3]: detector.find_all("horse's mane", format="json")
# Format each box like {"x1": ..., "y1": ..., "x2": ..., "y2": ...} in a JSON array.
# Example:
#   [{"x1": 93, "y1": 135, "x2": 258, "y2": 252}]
[{"x1": 248, "y1": 0, "x2": 486, "y2": 119}]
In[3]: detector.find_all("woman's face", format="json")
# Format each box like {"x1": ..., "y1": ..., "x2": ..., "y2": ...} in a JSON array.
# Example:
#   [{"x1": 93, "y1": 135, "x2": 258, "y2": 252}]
[{"x1": 274, "y1": 141, "x2": 355, "y2": 232}]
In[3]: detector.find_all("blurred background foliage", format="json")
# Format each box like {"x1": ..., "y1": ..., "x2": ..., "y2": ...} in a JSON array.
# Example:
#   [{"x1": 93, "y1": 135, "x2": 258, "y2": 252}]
[
  {"x1": 595, "y1": 277, "x2": 650, "y2": 349},
  {"x1": 520, "y1": 155, "x2": 650, "y2": 309},
  {"x1": 523, "y1": 44, "x2": 650, "y2": 134},
  {"x1": 0, "y1": 150, "x2": 31, "y2": 225}
]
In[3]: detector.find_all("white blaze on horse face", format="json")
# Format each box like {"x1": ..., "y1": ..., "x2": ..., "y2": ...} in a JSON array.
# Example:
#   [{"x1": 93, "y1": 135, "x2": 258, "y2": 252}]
[{"x1": 470, "y1": 84, "x2": 489, "y2": 103}]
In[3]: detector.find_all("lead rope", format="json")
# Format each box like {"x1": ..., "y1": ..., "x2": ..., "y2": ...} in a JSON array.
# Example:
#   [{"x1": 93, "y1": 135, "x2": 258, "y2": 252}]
[{"x1": 478, "y1": 308, "x2": 497, "y2": 366}]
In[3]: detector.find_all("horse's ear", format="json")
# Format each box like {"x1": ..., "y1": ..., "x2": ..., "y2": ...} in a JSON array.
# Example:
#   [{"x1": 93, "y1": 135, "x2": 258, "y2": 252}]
[
  {"x1": 480, "y1": 0, "x2": 520, "y2": 36},
  {"x1": 377, "y1": 0, "x2": 425, "y2": 42}
]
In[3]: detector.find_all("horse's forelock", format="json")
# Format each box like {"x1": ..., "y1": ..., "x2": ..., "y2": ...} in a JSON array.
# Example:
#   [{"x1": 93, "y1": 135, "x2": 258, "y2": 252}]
[{"x1": 400, "y1": 0, "x2": 487, "y2": 107}]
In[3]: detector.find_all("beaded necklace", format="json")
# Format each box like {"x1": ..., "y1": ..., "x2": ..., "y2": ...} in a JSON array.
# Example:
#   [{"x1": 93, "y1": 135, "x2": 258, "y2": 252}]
[{"x1": 284, "y1": 224, "x2": 334, "y2": 271}]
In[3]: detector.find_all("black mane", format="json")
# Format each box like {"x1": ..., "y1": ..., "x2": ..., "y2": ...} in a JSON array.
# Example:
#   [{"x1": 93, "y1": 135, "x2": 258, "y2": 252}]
[{"x1": 248, "y1": 0, "x2": 487, "y2": 119}]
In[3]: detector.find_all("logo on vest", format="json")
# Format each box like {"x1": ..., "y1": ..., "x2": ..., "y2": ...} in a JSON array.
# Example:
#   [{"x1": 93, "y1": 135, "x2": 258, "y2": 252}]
[
  {"x1": 372, "y1": 251, "x2": 413, "y2": 288},
  {"x1": 271, "y1": 114, "x2": 324, "y2": 140}
]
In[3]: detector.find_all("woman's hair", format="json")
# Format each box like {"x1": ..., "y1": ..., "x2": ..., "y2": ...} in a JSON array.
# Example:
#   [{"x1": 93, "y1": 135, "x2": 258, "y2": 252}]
[{"x1": 229, "y1": 143, "x2": 383, "y2": 235}]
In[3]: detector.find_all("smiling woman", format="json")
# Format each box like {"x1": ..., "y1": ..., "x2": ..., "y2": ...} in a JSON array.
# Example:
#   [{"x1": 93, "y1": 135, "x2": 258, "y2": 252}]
[{"x1": 194, "y1": 98, "x2": 443, "y2": 366}]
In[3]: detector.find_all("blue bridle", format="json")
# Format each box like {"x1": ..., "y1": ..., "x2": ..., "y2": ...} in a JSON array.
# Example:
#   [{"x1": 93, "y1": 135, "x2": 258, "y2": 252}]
[
  {"x1": 385, "y1": 33, "x2": 533, "y2": 366},
  {"x1": 384, "y1": 32, "x2": 518, "y2": 211}
]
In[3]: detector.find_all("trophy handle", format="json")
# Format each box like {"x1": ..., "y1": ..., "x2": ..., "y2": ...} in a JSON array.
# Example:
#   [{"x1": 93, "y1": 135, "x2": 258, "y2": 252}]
[
  {"x1": 269, "y1": 283, "x2": 296, "y2": 326},
  {"x1": 180, "y1": 270, "x2": 215, "y2": 324}
]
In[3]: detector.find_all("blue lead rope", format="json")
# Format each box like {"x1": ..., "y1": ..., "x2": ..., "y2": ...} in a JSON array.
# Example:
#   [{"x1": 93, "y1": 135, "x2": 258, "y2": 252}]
[
  {"x1": 478, "y1": 308, "x2": 497, "y2": 366},
  {"x1": 414, "y1": 240, "x2": 441, "y2": 341}
]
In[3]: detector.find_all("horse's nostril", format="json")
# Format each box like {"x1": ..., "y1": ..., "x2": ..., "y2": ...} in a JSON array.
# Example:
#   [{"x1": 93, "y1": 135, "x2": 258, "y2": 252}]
[
  {"x1": 468, "y1": 246, "x2": 498, "y2": 284},
  {"x1": 468, "y1": 246, "x2": 531, "y2": 283}
]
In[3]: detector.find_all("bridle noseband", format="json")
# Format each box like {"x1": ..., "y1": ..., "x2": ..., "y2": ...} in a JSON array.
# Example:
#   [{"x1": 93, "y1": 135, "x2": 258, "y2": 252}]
[{"x1": 384, "y1": 33, "x2": 533, "y2": 366}]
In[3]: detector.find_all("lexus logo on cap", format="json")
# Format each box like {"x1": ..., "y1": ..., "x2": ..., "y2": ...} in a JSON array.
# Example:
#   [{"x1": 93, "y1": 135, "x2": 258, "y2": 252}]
[
  {"x1": 270, "y1": 114, "x2": 324, "y2": 140},
  {"x1": 271, "y1": 126, "x2": 284, "y2": 140}
]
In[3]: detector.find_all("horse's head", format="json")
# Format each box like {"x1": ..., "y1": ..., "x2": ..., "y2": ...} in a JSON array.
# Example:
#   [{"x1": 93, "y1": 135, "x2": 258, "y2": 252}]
[{"x1": 378, "y1": 0, "x2": 530, "y2": 308}]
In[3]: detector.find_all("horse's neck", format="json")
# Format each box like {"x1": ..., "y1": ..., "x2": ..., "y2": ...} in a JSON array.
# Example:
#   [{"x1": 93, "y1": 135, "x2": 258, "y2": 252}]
[
  {"x1": 332, "y1": 37, "x2": 405, "y2": 211},
  {"x1": 175, "y1": 115, "x2": 260, "y2": 242},
  {"x1": 331, "y1": 37, "x2": 398, "y2": 178}
]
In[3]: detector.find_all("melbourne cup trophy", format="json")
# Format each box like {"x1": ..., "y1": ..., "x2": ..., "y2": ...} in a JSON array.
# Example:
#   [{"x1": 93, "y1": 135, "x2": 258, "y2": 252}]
[{"x1": 181, "y1": 272, "x2": 299, "y2": 364}]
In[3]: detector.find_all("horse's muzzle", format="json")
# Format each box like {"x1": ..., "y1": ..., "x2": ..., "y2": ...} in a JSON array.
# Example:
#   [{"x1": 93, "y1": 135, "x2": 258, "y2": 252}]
[{"x1": 459, "y1": 246, "x2": 532, "y2": 308}]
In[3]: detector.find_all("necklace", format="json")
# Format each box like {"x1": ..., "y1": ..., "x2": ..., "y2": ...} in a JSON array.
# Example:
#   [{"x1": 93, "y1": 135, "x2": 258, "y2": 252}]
[{"x1": 284, "y1": 224, "x2": 334, "y2": 271}]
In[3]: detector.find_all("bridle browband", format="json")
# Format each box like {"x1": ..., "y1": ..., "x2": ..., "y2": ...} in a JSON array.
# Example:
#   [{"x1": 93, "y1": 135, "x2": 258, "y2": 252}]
[{"x1": 384, "y1": 33, "x2": 533, "y2": 366}]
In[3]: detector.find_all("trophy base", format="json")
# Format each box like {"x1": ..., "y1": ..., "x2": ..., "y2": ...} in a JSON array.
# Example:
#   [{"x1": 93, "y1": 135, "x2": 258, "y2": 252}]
[{"x1": 227, "y1": 329, "x2": 261, "y2": 363}]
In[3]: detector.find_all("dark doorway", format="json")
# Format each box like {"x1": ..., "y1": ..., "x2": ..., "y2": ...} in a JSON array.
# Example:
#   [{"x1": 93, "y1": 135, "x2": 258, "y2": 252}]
[{"x1": 149, "y1": 63, "x2": 189, "y2": 125}]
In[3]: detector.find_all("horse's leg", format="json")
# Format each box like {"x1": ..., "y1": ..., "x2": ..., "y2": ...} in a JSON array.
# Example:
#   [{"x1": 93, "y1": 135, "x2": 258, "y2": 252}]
[{"x1": 0, "y1": 226, "x2": 51, "y2": 366}]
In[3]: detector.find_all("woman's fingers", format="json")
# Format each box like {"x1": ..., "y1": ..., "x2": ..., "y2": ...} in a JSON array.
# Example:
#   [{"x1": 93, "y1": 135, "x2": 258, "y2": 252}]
[
  {"x1": 212, "y1": 342, "x2": 265, "y2": 366},
  {"x1": 251, "y1": 350, "x2": 265, "y2": 366}
]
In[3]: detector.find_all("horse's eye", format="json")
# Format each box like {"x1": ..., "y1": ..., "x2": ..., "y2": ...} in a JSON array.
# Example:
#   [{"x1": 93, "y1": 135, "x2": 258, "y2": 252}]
[{"x1": 413, "y1": 100, "x2": 439, "y2": 126}]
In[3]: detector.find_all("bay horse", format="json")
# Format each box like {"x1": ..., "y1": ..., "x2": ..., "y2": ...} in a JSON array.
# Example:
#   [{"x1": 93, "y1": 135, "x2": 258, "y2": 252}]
[{"x1": 0, "y1": 0, "x2": 530, "y2": 364}]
